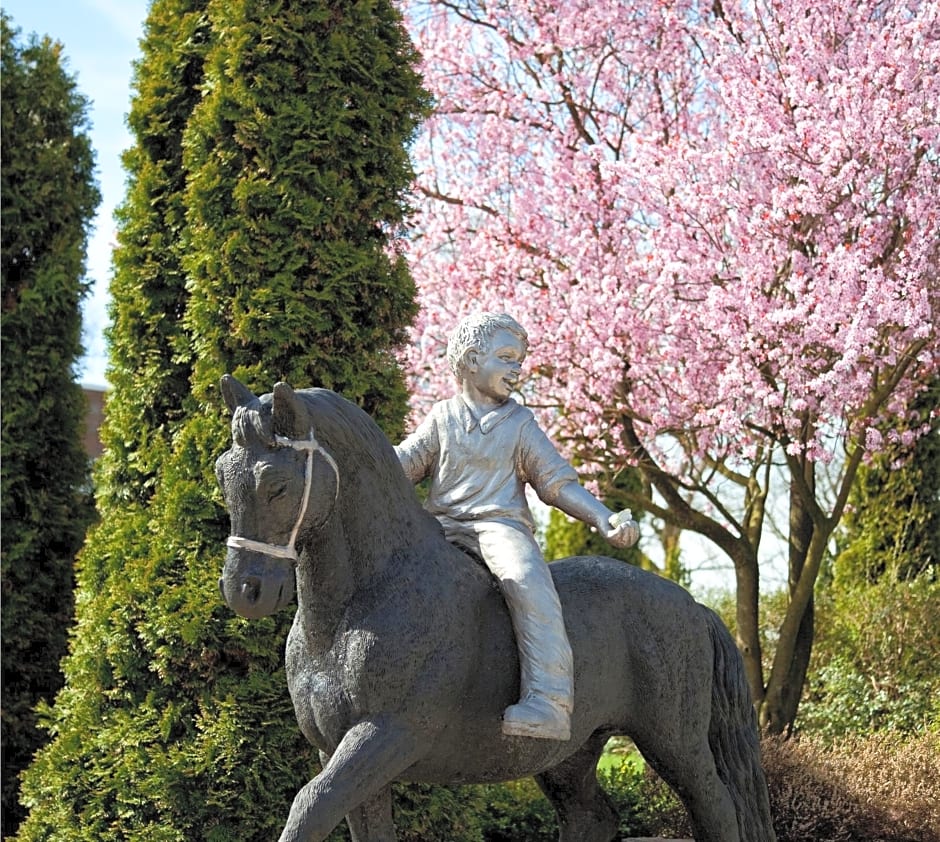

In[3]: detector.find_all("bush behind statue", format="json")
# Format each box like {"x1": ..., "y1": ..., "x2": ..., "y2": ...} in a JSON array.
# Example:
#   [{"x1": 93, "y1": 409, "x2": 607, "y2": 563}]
[{"x1": 763, "y1": 730, "x2": 939, "y2": 842}]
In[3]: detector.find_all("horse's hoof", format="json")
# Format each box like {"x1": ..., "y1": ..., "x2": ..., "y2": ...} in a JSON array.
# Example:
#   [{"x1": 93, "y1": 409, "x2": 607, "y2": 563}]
[{"x1": 502, "y1": 695, "x2": 571, "y2": 741}]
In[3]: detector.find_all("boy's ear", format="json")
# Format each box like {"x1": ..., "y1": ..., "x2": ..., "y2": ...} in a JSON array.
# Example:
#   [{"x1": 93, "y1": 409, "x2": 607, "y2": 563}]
[{"x1": 465, "y1": 349, "x2": 479, "y2": 372}]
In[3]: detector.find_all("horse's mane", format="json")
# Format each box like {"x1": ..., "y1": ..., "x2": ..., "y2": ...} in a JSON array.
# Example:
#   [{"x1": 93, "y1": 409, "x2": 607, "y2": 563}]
[
  {"x1": 294, "y1": 388, "x2": 423, "y2": 512},
  {"x1": 299, "y1": 389, "x2": 405, "y2": 472}
]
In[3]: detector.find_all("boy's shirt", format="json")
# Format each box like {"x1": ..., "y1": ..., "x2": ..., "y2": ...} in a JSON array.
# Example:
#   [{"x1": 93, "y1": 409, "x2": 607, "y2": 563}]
[{"x1": 395, "y1": 396, "x2": 577, "y2": 531}]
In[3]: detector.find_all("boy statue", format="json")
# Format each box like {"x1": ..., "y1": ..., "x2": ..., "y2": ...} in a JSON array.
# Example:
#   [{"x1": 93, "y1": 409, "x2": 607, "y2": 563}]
[{"x1": 395, "y1": 312, "x2": 639, "y2": 741}]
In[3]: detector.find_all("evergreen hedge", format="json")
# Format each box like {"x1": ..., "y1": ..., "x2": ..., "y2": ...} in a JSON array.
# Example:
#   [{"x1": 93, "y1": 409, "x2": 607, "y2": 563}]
[
  {"x1": 1, "y1": 16, "x2": 100, "y2": 835},
  {"x1": 835, "y1": 378, "x2": 940, "y2": 584},
  {"x1": 16, "y1": 1, "x2": 428, "y2": 838}
]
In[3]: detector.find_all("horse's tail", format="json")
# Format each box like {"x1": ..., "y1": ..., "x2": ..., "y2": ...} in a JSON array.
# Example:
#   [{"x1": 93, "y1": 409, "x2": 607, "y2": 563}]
[{"x1": 705, "y1": 607, "x2": 776, "y2": 842}]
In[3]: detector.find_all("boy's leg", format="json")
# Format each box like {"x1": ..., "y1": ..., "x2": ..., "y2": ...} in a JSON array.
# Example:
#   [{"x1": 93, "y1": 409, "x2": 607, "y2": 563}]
[{"x1": 475, "y1": 521, "x2": 574, "y2": 740}]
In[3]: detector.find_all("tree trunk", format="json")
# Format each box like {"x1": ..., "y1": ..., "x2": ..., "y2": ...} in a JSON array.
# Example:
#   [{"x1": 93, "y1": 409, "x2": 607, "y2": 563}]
[
  {"x1": 734, "y1": 557, "x2": 765, "y2": 709},
  {"x1": 761, "y1": 458, "x2": 816, "y2": 733},
  {"x1": 780, "y1": 596, "x2": 814, "y2": 732}
]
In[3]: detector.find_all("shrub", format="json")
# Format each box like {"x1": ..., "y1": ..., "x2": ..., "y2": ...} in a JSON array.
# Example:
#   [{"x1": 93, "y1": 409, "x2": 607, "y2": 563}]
[
  {"x1": 392, "y1": 784, "x2": 487, "y2": 842},
  {"x1": 600, "y1": 761, "x2": 691, "y2": 840},
  {"x1": 763, "y1": 730, "x2": 940, "y2": 842},
  {"x1": 802, "y1": 571, "x2": 940, "y2": 740},
  {"x1": 475, "y1": 780, "x2": 558, "y2": 842}
]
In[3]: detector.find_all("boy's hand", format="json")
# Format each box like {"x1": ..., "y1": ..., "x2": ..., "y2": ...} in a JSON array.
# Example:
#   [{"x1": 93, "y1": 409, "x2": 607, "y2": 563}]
[{"x1": 604, "y1": 510, "x2": 639, "y2": 550}]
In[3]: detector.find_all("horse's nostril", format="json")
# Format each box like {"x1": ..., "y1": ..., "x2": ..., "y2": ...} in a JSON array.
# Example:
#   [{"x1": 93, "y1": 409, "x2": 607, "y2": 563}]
[
  {"x1": 241, "y1": 577, "x2": 261, "y2": 603},
  {"x1": 219, "y1": 577, "x2": 225, "y2": 600}
]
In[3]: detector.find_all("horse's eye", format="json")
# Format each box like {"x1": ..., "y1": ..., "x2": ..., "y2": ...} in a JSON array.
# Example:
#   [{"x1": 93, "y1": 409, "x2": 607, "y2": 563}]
[{"x1": 266, "y1": 483, "x2": 289, "y2": 503}]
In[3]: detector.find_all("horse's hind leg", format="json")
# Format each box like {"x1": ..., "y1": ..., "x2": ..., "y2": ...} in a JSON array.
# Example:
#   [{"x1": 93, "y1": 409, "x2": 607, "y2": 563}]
[
  {"x1": 534, "y1": 733, "x2": 618, "y2": 842},
  {"x1": 639, "y1": 737, "x2": 740, "y2": 842}
]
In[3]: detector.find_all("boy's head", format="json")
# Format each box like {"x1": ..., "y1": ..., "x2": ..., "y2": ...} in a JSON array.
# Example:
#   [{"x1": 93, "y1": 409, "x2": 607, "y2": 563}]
[{"x1": 447, "y1": 312, "x2": 528, "y2": 383}]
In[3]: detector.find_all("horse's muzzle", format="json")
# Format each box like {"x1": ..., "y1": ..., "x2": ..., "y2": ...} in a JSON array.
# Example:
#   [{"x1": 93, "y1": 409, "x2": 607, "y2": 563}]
[{"x1": 220, "y1": 553, "x2": 296, "y2": 619}]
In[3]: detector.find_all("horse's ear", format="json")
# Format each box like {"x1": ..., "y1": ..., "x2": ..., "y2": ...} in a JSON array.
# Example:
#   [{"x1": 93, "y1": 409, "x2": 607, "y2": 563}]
[
  {"x1": 272, "y1": 382, "x2": 307, "y2": 437},
  {"x1": 221, "y1": 374, "x2": 257, "y2": 413}
]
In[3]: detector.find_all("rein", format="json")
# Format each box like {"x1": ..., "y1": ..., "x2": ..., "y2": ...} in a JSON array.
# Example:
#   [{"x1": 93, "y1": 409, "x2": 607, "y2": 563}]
[{"x1": 226, "y1": 428, "x2": 340, "y2": 563}]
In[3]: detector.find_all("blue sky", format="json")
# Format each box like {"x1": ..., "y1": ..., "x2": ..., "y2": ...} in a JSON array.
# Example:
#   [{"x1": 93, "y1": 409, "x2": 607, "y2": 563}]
[{"x1": 4, "y1": 0, "x2": 149, "y2": 386}]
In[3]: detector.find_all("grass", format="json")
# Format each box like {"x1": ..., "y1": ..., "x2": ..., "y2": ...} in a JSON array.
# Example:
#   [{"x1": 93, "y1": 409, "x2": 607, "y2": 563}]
[{"x1": 597, "y1": 738, "x2": 645, "y2": 776}]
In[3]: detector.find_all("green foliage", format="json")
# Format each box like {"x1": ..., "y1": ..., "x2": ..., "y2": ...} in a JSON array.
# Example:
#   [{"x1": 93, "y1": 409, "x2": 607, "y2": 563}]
[
  {"x1": 473, "y1": 779, "x2": 558, "y2": 841},
  {"x1": 799, "y1": 572, "x2": 940, "y2": 739},
  {"x1": 0, "y1": 14, "x2": 100, "y2": 834},
  {"x1": 835, "y1": 378, "x2": 940, "y2": 584},
  {"x1": 99, "y1": 0, "x2": 212, "y2": 505},
  {"x1": 797, "y1": 381, "x2": 940, "y2": 739},
  {"x1": 448, "y1": 757, "x2": 688, "y2": 842},
  {"x1": 182, "y1": 0, "x2": 429, "y2": 436},
  {"x1": 388, "y1": 784, "x2": 487, "y2": 842},
  {"x1": 707, "y1": 571, "x2": 940, "y2": 740},
  {"x1": 16, "y1": 0, "x2": 428, "y2": 839},
  {"x1": 598, "y1": 761, "x2": 691, "y2": 840}
]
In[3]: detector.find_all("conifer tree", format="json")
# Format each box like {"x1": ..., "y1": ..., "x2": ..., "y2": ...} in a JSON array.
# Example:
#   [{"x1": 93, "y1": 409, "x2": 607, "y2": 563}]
[
  {"x1": 0, "y1": 16, "x2": 100, "y2": 834},
  {"x1": 183, "y1": 0, "x2": 423, "y2": 427},
  {"x1": 16, "y1": 1, "x2": 428, "y2": 839},
  {"x1": 98, "y1": 0, "x2": 212, "y2": 504}
]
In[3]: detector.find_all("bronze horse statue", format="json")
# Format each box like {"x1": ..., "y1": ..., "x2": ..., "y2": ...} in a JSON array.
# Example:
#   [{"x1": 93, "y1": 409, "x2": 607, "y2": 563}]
[{"x1": 215, "y1": 376, "x2": 774, "y2": 842}]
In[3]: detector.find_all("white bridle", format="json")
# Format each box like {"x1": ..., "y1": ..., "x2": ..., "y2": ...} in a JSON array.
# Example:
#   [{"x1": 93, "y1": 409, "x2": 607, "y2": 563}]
[{"x1": 226, "y1": 429, "x2": 339, "y2": 562}]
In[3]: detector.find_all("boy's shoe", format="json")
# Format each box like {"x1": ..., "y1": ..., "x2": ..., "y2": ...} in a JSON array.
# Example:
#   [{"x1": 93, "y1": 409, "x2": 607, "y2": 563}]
[{"x1": 501, "y1": 693, "x2": 571, "y2": 741}]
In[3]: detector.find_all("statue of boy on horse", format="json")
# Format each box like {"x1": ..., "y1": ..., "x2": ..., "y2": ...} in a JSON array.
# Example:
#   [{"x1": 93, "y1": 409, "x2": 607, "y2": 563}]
[{"x1": 396, "y1": 312, "x2": 639, "y2": 741}]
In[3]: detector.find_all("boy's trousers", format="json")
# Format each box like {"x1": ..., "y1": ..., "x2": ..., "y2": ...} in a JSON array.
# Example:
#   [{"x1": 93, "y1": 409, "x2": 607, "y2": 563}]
[{"x1": 441, "y1": 517, "x2": 574, "y2": 713}]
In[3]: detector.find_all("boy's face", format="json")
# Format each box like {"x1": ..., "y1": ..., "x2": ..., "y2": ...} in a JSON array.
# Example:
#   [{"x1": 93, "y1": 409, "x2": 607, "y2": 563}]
[{"x1": 465, "y1": 328, "x2": 526, "y2": 405}]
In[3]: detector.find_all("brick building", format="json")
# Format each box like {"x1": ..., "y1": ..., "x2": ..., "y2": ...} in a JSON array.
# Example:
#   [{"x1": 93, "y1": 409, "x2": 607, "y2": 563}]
[{"x1": 82, "y1": 385, "x2": 106, "y2": 460}]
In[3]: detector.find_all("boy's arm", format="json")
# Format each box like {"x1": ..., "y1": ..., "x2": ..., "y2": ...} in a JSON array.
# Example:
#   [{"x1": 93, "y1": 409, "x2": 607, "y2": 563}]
[
  {"x1": 521, "y1": 418, "x2": 639, "y2": 550},
  {"x1": 394, "y1": 412, "x2": 438, "y2": 485},
  {"x1": 553, "y1": 482, "x2": 639, "y2": 550}
]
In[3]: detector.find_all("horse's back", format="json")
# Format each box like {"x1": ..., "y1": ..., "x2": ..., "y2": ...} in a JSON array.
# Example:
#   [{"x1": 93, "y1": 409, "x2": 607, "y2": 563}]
[
  {"x1": 555, "y1": 556, "x2": 716, "y2": 730},
  {"x1": 402, "y1": 554, "x2": 716, "y2": 784}
]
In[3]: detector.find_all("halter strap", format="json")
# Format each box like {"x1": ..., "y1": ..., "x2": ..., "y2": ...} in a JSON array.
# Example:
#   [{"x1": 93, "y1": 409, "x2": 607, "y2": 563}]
[{"x1": 226, "y1": 428, "x2": 339, "y2": 562}]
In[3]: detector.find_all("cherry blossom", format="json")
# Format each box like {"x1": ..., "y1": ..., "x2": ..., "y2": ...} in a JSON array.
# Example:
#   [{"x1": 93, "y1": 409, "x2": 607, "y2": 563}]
[{"x1": 400, "y1": 0, "x2": 939, "y2": 731}]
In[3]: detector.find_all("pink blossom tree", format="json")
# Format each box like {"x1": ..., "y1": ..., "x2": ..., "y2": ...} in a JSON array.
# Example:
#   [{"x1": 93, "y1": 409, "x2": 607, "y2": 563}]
[{"x1": 400, "y1": 0, "x2": 940, "y2": 732}]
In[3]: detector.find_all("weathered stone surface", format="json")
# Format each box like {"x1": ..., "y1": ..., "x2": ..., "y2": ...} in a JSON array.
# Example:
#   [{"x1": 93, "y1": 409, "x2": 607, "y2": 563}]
[{"x1": 216, "y1": 377, "x2": 776, "y2": 842}]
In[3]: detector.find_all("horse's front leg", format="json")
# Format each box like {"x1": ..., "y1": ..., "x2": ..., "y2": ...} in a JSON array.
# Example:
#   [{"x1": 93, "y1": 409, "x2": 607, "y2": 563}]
[
  {"x1": 315, "y1": 750, "x2": 395, "y2": 842},
  {"x1": 345, "y1": 787, "x2": 395, "y2": 842},
  {"x1": 278, "y1": 715, "x2": 424, "y2": 842}
]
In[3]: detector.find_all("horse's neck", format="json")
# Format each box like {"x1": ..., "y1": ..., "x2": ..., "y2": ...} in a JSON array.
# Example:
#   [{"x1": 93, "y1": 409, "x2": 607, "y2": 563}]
[
  {"x1": 291, "y1": 419, "x2": 437, "y2": 647},
  {"x1": 294, "y1": 523, "x2": 358, "y2": 653},
  {"x1": 293, "y1": 491, "x2": 436, "y2": 653},
  {"x1": 293, "y1": 504, "x2": 400, "y2": 645}
]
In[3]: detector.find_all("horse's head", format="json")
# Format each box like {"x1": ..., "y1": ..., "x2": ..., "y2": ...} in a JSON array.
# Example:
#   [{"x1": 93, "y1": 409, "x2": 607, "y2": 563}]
[{"x1": 215, "y1": 375, "x2": 339, "y2": 619}]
